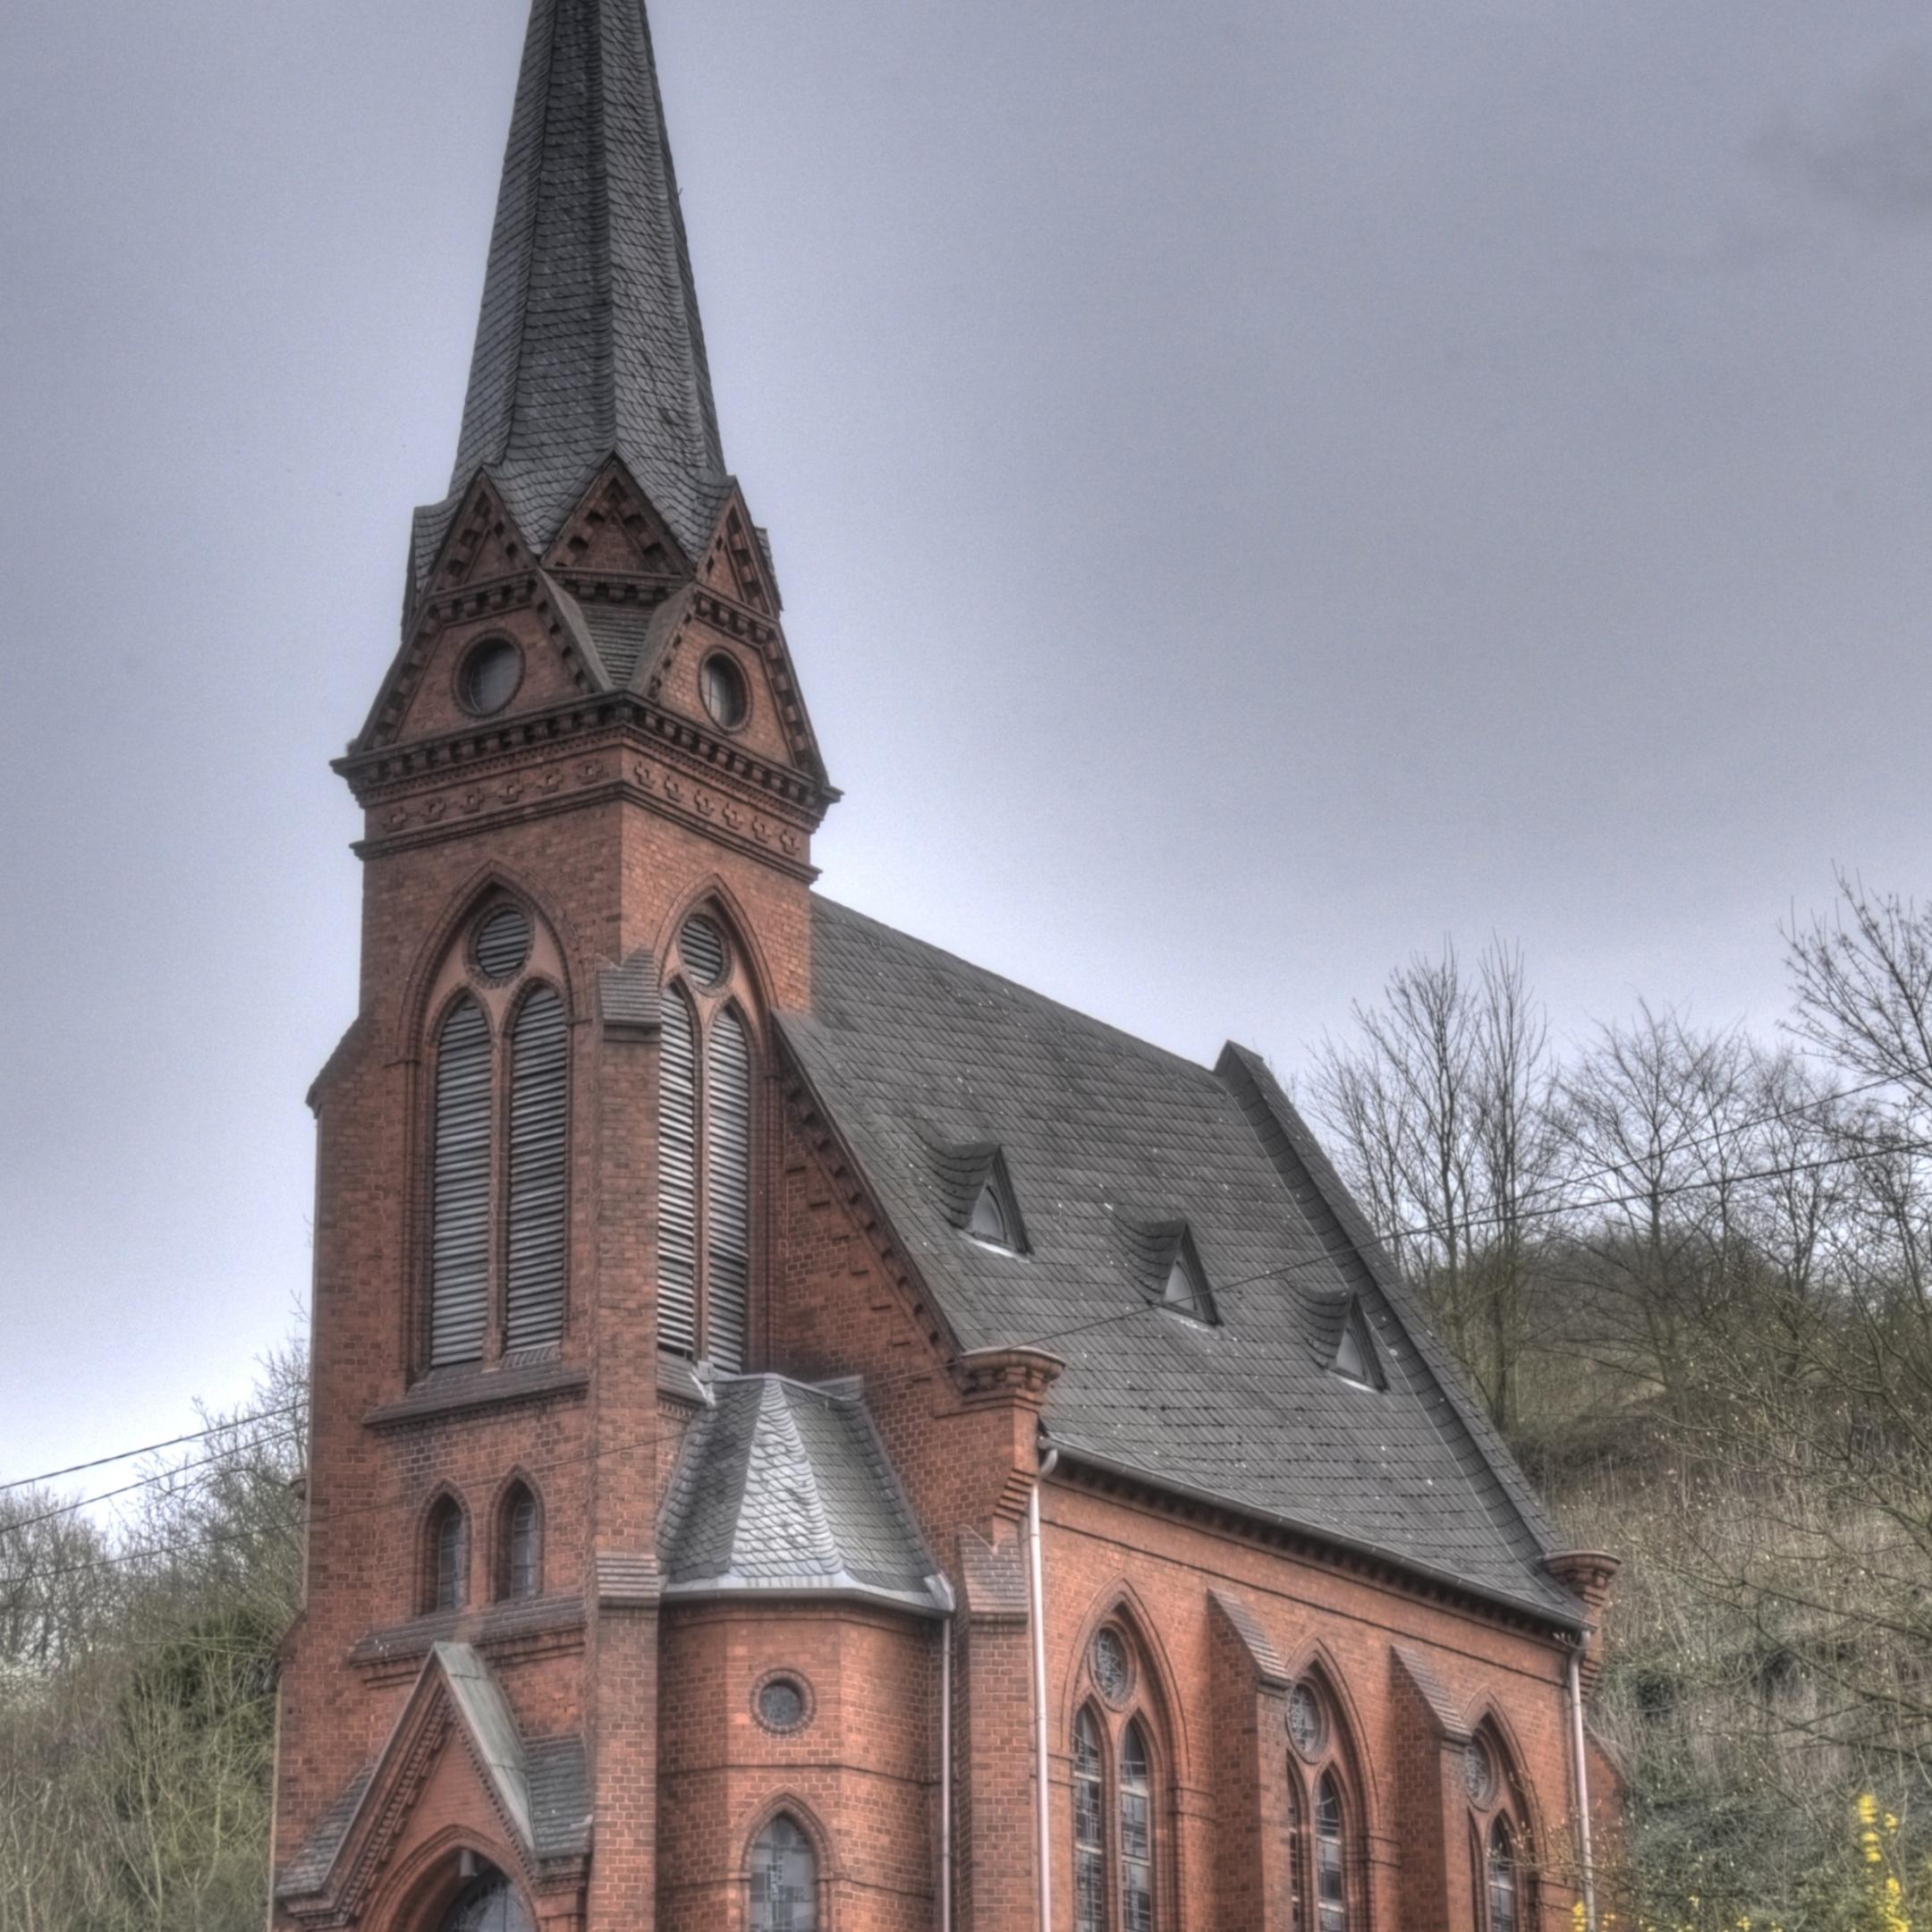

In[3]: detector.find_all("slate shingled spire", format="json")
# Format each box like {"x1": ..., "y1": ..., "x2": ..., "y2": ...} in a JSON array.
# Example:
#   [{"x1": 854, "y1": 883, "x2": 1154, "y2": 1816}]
[{"x1": 415, "y1": 0, "x2": 728, "y2": 586}]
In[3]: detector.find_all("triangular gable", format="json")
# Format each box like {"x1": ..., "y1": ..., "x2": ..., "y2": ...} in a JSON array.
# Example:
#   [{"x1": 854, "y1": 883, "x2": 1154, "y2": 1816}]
[
  {"x1": 698, "y1": 487, "x2": 782, "y2": 614},
  {"x1": 275, "y1": 1643, "x2": 586, "y2": 1920},
  {"x1": 544, "y1": 459, "x2": 692, "y2": 579}
]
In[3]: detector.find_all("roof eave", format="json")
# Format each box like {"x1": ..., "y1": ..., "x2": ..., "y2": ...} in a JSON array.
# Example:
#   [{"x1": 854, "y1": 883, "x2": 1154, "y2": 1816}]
[{"x1": 1044, "y1": 1438, "x2": 1586, "y2": 1635}]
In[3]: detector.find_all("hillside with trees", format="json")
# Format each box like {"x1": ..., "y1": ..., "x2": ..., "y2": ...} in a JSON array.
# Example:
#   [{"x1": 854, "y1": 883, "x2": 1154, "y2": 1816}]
[{"x1": 3, "y1": 878, "x2": 1930, "y2": 1928}]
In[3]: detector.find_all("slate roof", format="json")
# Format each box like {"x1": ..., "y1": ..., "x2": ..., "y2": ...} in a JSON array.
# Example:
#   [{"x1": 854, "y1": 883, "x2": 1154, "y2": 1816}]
[
  {"x1": 780, "y1": 899, "x2": 1580, "y2": 1624},
  {"x1": 413, "y1": 0, "x2": 730, "y2": 589},
  {"x1": 657, "y1": 1374, "x2": 951, "y2": 1615}
]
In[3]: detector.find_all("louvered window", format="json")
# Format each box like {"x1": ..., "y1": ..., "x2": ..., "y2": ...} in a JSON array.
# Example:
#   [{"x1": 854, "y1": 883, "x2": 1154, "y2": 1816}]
[
  {"x1": 706, "y1": 1009, "x2": 752, "y2": 1371},
  {"x1": 419, "y1": 901, "x2": 571, "y2": 1375},
  {"x1": 658, "y1": 989, "x2": 701, "y2": 1358},
  {"x1": 657, "y1": 913, "x2": 762, "y2": 1369},
  {"x1": 430, "y1": 998, "x2": 493, "y2": 1367},
  {"x1": 506, "y1": 988, "x2": 568, "y2": 1350}
]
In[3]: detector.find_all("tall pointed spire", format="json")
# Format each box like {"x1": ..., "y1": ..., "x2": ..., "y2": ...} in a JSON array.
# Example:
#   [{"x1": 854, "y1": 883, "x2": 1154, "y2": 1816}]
[{"x1": 417, "y1": 0, "x2": 728, "y2": 586}]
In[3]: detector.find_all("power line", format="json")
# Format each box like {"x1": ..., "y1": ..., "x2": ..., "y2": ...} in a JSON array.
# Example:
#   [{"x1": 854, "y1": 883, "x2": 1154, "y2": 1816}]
[
  {"x1": 0, "y1": 1431, "x2": 308, "y2": 1539},
  {"x1": 21, "y1": 1119, "x2": 1932, "y2": 1583},
  {"x1": 0, "y1": 1406, "x2": 303, "y2": 1497}
]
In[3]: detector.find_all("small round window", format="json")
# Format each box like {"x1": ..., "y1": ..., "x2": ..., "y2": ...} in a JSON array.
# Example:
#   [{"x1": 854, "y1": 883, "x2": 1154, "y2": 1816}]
[
  {"x1": 473, "y1": 905, "x2": 533, "y2": 980},
  {"x1": 699, "y1": 652, "x2": 750, "y2": 731},
  {"x1": 1090, "y1": 1627, "x2": 1133, "y2": 1706},
  {"x1": 1287, "y1": 1682, "x2": 1328, "y2": 1761},
  {"x1": 680, "y1": 915, "x2": 730, "y2": 988},
  {"x1": 756, "y1": 1675, "x2": 809, "y2": 1733},
  {"x1": 461, "y1": 638, "x2": 523, "y2": 716},
  {"x1": 1462, "y1": 1737, "x2": 1497, "y2": 1807}
]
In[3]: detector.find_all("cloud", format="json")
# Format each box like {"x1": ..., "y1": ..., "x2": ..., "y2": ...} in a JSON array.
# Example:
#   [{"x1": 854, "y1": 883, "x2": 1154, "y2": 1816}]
[{"x1": 1757, "y1": 45, "x2": 1932, "y2": 225}]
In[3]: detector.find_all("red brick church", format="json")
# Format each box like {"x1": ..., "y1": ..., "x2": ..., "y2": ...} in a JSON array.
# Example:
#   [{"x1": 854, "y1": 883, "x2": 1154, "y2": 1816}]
[{"x1": 269, "y1": 4, "x2": 1622, "y2": 1928}]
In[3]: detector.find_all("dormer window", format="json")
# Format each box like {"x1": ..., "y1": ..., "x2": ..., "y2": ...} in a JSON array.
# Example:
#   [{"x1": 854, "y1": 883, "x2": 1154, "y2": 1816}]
[
  {"x1": 1333, "y1": 1301, "x2": 1384, "y2": 1389},
  {"x1": 1162, "y1": 1240, "x2": 1213, "y2": 1319},
  {"x1": 968, "y1": 1181, "x2": 1014, "y2": 1249},
  {"x1": 921, "y1": 1133, "x2": 1028, "y2": 1256}
]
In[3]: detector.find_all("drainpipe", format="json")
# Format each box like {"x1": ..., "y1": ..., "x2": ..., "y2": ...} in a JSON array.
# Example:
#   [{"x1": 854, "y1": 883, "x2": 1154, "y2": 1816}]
[
  {"x1": 940, "y1": 1610, "x2": 954, "y2": 1932},
  {"x1": 1029, "y1": 1446, "x2": 1060, "y2": 1932},
  {"x1": 1569, "y1": 1645, "x2": 1597, "y2": 1932}
]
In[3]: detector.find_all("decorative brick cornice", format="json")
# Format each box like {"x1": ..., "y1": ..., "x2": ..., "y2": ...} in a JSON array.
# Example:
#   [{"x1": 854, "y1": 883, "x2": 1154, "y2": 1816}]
[{"x1": 956, "y1": 1346, "x2": 1064, "y2": 1410}]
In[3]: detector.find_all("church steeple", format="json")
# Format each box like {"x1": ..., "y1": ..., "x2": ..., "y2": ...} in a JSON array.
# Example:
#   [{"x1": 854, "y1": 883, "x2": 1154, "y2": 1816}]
[{"x1": 412, "y1": 0, "x2": 728, "y2": 589}]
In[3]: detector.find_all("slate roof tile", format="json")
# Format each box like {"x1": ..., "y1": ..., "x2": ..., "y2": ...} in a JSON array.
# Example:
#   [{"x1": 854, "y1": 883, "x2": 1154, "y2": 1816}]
[
  {"x1": 781, "y1": 898, "x2": 1580, "y2": 1623},
  {"x1": 415, "y1": 0, "x2": 729, "y2": 591},
  {"x1": 657, "y1": 1375, "x2": 948, "y2": 1614}
]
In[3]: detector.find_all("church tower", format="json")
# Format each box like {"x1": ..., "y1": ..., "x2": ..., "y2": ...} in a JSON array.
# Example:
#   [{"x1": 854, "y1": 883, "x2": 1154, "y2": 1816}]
[
  {"x1": 273, "y1": 3, "x2": 843, "y2": 1927},
  {"x1": 274, "y1": 4, "x2": 1619, "y2": 1929}
]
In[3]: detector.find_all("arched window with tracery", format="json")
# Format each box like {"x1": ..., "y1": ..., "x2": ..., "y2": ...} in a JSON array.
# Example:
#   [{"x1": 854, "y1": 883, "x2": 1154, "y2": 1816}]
[
  {"x1": 1072, "y1": 1623, "x2": 1168, "y2": 1932},
  {"x1": 657, "y1": 912, "x2": 760, "y2": 1371},
  {"x1": 426, "y1": 1495, "x2": 468, "y2": 1614},
  {"x1": 1464, "y1": 1731, "x2": 1533, "y2": 1932},
  {"x1": 1284, "y1": 1676, "x2": 1359, "y2": 1932},
  {"x1": 750, "y1": 1813, "x2": 817, "y2": 1932},
  {"x1": 423, "y1": 898, "x2": 571, "y2": 1371}
]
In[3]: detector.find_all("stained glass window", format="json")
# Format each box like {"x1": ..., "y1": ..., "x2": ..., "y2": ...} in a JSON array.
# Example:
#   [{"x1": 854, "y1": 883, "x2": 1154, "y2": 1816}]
[
  {"x1": 1121, "y1": 1720, "x2": 1155, "y2": 1932},
  {"x1": 1315, "y1": 1775, "x2": 1348, "y2": 1932},
  {"x1": 1074, "y1": 1708, "x2": 1107, "y2": 1932},
  {"x1": 750, "y1": 1814, "x2": 817, "y2": 1932}
]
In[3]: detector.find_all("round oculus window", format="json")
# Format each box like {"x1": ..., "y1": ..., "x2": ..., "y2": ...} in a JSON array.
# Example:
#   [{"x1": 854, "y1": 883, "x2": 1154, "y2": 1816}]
[
  {"x1": 461, "y1": 638, "x2": 523, "y2": 716},
  {"x1": 757, "y1": 1676, "x2": 809, "y2": 1733},
  {"x1": 680, "y1": 915, "x2": 730, "y2": 988},
  {"x1": 473, "y1": 905, "x2": 533, "y2": 980},
  {"x1": 1462, "y1": 1738, "x2": 1497, "y2": 1807},
  {"x1": 1090, "y1": 1627, "x2": 1133, "y2": 1706},
  {"x1": 699, "y1": 651, "x2": 750, "y2": 731},
  {"x1": 1287, "y1": 1682, "x2": 1327, "y2": 1761}
]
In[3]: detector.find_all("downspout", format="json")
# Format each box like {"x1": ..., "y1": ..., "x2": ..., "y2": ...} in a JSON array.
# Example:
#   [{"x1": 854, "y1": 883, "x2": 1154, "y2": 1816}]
[
  {"x1": 1569, "y1": 1645, "x2": 1597, "y2": 1932},
  {"x1": 1029, "y1": 1446, "x2": 1061, "y2": 1932},
  {"x1": 940, "y1": 1609, "x2": 954, "y2": 1932}
]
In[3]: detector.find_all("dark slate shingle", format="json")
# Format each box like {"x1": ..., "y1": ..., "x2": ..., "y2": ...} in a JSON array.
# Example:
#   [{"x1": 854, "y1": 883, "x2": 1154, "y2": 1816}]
[
  {"x1": 780, "y1": 898, "x2": 1580, "y2": 1624},
  {"x1": 417, "y1": 0, "x2": 730, "y2": 589},
  {"x1": 657, "y1": 1375, "x2": 948, "y2": 1614}
]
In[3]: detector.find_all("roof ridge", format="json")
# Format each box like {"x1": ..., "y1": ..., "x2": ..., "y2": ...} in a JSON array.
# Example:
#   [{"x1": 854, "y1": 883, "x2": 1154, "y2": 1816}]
[{"x1": 806, "y1": 895, "x2": 1221, "y2": 1087}]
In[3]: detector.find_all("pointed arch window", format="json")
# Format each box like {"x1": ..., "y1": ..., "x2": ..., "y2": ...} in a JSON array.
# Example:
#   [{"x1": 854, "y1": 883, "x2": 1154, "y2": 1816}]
[
  {"x1": 1284, "y1": 1678, "x2": 1357, "y2": 1932},
  {"x1": 1072, "y1": 1629, "x2": 1166, "y2": 1932},
  {"x1": 1486, "y1": 1819, "x2": 1518, "y2": 1932},
  {"x1": 427, "y1": 1496, "x2": 469, "y2": 1614},
  {"x1": 423, "y1": 900, "x2": 571, "y2": 1372},
  {"x1": 1073, "y1": 1707, "x2": 1107, "y2": 1932},
  {"x1": 498, "y1": 1482, "x2": 540, "y2": 1602},
  {"x1": 1120, "y1": 1719, "x2": 1155, "y2": 1932},
  {"x1": 657, "y1": 914, "x2": 761, "y2": 1372},
  {"x1": 1285, "y1": 1778, "x2": 1306, "y2": 1931},
  {"x1": 1467, "y1": 1730, "x2": 1534, "y2": 1932},
  {"x1": 750, "y1": 1813, "x2": 817, "y2": 1932},
  {"x1": 440, "y1": 1869, "x2": 535, "y2": 1932},
  {"x1": 1313, "y1": 1775, "x2": 1347, "y2": 1932}
]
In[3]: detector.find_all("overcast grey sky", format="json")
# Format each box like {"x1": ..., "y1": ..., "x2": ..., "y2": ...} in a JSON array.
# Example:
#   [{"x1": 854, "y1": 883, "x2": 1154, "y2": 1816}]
[{"x1": 4, "y1": 0, "x2": 1930, "y2": 1489}]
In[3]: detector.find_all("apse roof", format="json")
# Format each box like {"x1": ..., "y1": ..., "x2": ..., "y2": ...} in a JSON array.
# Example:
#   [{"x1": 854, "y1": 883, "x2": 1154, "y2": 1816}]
[
  {"x1": 779, "y1": 898, "x2": 1580, "y2": 1626},
  {"x1": 657, "y1": 1373, "x2": 951, "y2": 1616}
]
